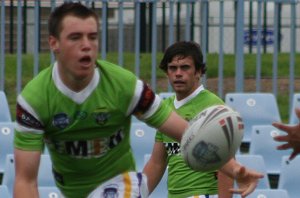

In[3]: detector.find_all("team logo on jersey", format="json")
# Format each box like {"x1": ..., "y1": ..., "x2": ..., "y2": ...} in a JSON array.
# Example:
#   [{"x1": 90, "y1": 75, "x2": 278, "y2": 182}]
[
  {"x1": 92, "y1": 108, "x2": 110, "y2": 125},
  {"x1": 74, "y1": 111, "x2": 88, "y2": 120},
  {"x1": 16, "y1": 103, "x2": 44, "y2": 130},
  {"x1": 52, "y1": 113, "x2": 70, "y2": 129}
]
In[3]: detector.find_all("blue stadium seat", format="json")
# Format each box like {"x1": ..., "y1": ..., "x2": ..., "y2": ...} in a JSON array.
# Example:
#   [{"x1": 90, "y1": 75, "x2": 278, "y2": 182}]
[
  {"x1": 2, "y1": 154, "x2": 56, "y2": 194},
  {"x1": 0, "y1": 91, "x2": 12, "y2": 122},
  {"x1": 130, "y1": 122, "x2": 156, "y2": 171},
  {"x1": 0, "y1": 122, "x2": 15, "y2": 173},
  {"x1": 289, "y1": 93, "x2": 300, "y2": 124},
  {"x1": 0, "y1": 185, "x2": 12, "y2": 198},
  {"x1": 225, "y1": 93, "x2": 281, "y2": 143},
  {"x1": 144, "y1": 154, "x2": 168, "y2": 198},
  {"x1": 235, "y1": 154, "x2": 270, "y2": 189},
  {"x1": 233, "y1": 189, "x2": 289, "y2": 198},
  {"x1": 38, "y1": 186, "x2": 62, "y2": 198},
  {"x1": 249, "y1": 125, "x2": 290, "y2": 175},
  {"x1": 278, "y1": 155, "x2": 300, "y2": 198}
]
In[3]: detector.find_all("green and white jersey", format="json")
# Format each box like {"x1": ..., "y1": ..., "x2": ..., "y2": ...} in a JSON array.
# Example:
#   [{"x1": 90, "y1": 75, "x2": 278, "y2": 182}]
[
  {"x1": 156, "y1": 85, "x2": 224, "y2": 198},
  {"x1": 14, "y1": 60, "x2": 172, "y2": 198}
]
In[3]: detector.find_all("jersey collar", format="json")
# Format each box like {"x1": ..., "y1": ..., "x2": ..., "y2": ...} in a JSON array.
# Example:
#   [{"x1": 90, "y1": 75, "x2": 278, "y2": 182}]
[
  {"x1": 173, "y1": 85, "x2": 205, "y2": 109},
  {"x1": 52, "y1": 62, "x2": 100, "y2": 104}
]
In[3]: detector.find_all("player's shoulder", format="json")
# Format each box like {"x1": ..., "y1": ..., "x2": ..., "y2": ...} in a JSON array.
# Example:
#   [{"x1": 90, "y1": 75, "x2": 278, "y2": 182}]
[
  {"x1": 22, "y1": 66, "x2": 53, "y2": 92},
  {"x1": 198, "y1": 89, "x2": 224, "y2": 103},
  {"x1": 97, "y1": 59, "x2": 136, "y2": 79}
]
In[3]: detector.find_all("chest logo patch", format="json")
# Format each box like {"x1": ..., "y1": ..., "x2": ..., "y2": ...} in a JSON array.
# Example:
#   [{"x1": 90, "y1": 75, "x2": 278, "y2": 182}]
[
  {"x1": 52, "y1": 113, "x2": 70, "y2": 129},
  {"x1": 93, "y1": 108, "x2": 110, "y2": 125}
]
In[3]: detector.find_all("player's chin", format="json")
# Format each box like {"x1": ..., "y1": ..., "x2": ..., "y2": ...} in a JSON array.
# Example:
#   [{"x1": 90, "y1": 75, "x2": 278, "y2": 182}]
[{"x1": 172, "y1": 84, "x2": 186, "y2": 90}]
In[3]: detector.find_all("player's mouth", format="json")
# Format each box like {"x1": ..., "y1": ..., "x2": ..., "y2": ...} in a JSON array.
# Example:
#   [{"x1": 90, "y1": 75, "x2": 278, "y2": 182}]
[
  {"x1": 173, "y1": 80, "x2": 185, "y2": 85},
  {"x1": 79, "y1": 56, "x2": 92, "y2": 67}
]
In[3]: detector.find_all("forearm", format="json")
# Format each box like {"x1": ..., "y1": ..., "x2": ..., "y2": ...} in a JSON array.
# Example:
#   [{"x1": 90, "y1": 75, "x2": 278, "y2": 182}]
[
  {"x1": 158, "y1": 111, "x2": 188, "y2": 142},
  {"x1": 220, "y1": 158, "x2": 240, "y2": 179},
  {"x1": 218, "y1": 171, "x2": 234, "y2": 198},
  {"x1": 143, "y1": 161, "x2": 166, "y2": 193}
]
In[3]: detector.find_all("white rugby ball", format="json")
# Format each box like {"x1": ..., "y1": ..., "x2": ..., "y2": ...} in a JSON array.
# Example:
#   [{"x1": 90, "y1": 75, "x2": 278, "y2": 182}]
[{"x1": 180, "y1": 105, "x2": 244, "y2": 171}]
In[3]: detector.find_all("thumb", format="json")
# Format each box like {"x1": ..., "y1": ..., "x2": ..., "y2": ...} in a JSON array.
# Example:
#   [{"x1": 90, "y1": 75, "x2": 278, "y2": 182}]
[{"x1": 234, "y1": 165, "x2": 246, "y2": 179}]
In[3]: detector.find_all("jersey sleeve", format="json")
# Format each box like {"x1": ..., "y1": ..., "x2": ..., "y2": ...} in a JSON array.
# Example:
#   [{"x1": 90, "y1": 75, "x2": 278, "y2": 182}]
[
  {"x1": 155, "y1": 131, "x2": 163, "y2": 142},
  {"x1": 14, "y1": 95, "x2": 45, "y2": 151},
  {"x1": 130, "y1": 80, "x2": 172, "y2": 128}
]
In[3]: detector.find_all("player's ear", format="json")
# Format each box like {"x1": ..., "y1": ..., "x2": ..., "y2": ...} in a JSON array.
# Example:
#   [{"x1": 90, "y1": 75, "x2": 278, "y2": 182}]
[{"x1": 49, "y1": 35, "x2": 60, "y2": 53}]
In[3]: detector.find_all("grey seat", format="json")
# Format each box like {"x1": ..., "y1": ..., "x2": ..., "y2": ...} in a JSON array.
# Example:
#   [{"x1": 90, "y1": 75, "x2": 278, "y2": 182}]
[
  {"x1": 0, "y1": 91, "x2": 12, "y2": 122},
  {"x1": 225, "y1": 93, "x2": 281, "y2": 143},
  {"x1": 0, "y1": 122, "x2": 15, "y2": 173},
  {"x1": 2, "y1": 154, "x2": 56, "y2": 194},
  {"x1": 130, "y1": 122, "x2": 156, "y2": 171},
  {"x1": 278, "y1": 155, "x2": 300, "y2": 198}
]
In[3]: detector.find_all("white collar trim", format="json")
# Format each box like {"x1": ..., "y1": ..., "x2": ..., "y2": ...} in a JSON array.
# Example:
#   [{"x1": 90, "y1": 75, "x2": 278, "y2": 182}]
[
  {"x1": 52, "y1": 62, "x2": 99, "y2": 104},
  {"x1": 173, "y1": 85, "x2": 205, "y2": 109}
]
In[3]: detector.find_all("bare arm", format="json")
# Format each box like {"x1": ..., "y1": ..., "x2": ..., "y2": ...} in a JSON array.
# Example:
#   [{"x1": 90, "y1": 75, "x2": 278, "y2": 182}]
[
  {"x1": 143, "y1": 142, "x2": 168, "y2": 194},
  {"x1": 158, "y1": 111, "x2": 188, "y2": 142},
  {"x1": 14, "y1": 149, "x2": 41, "y2": 198},
  {"x1": 218, "y1": 171, "x2": 234, "y2": 198},
  {"x1": 220, "y1": 158, "x2": 263, "y2": 198}
]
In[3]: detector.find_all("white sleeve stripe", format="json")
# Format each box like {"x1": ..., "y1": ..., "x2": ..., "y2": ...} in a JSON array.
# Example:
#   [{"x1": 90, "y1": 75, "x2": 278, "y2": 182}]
[
  {"x1": 15, "y1": 123, "x2": 44, "y2": 134},
  {"x1": 17, "y1": 95, "x2": 45, "y2": 131},
  {"x1": 126, "y1": 80, "x2": 144, "y2": 116},
  {"x1": 138, "y1": 94, "x2": 161, "y2": 120},
  {"x1": 17, "y1": 95, "x2": 44, "y2": 124}
]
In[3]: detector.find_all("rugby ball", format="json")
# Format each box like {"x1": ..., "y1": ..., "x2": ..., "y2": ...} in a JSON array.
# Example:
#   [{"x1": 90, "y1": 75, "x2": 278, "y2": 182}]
[{"x1": 180, "y1": 105, "x2": 244, "y2": 171}]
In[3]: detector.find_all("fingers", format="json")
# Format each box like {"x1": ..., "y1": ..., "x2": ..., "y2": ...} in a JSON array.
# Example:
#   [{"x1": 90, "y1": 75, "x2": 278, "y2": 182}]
[
  {"x1": 241, "y1": 182, "x2": 258, "y2": 197},
  {"x1": 277, "y1": 143, "x2": 292, "y2": 150},
  {"x1": 272, "y1": 122, "x2": 292, "y2": 133},
  {"x1": 229, "y1": 182, "x2": 258, "y2": 197},
  {"x1": 273, "y1": 135, "x2": 289, "y2": 142},
  {"x1": 290, "y1": 152, "x2": 297, "y2": 160}
]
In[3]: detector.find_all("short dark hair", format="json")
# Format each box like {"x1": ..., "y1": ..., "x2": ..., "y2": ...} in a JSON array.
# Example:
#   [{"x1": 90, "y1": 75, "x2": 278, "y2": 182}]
[
  {"x1": 159, "y1": 41, "x2": 206, "y2": 75},
  {"x1": 48, "y1": 2, "x2": 99, "y2": 38}
]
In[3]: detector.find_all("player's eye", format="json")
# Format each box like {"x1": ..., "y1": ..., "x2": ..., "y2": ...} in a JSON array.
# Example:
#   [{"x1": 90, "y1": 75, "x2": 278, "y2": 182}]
[
  {"x1": 180, "y1": 65, "x2": 191, "y2": 71},
  {"x1": 168, "y1": 66, "x2": 177, "y2": 72}
]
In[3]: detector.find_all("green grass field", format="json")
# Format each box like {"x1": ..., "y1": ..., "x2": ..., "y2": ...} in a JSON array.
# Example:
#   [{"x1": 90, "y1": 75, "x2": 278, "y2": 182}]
[{"x1": 2, "y1": 52, "x2": 300, "y2": 122}]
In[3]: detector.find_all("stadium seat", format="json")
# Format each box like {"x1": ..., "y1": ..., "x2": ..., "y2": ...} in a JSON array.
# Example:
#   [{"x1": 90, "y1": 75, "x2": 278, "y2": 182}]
[
  {"x1": 130, "y1": 122, "x2": 156, "y2": 171},
  {"x1": 38, "y1": 186, "x2": 62, "y2": 198},
  {"x1": 278, "y1": 155, "x2": 300, "y2": 198},
  {"x1": 235, "y1": 154, "x2": 270, "y2": 189},
  {"x1": 0, "y1": 185, "x2": 11, "y2": 198},
  {"x1": 233, "y1": 189, "x2": 289, "y2": 198},
  {"x1": 225, "y1": 93, "x2": 281, "y2": 143},
  {"x1": 144, "y1": 154, "x2": 168, "y2": 198},
  {"x1": 249, "y1": 125, "x2": 290, "y2": 175},
  {"x1": 289, "y1": 93, "x2": 300, "y2": 124},
  {"x1": 0, "y1": 91, "x2": 12, "y2": 122},
  {"x1": 0, "y1": 122, "x2": 15, "y2": 173},
  {"x1": 2, "y1": 154, "x2": 56, "y2": 194},
  {"x1": 158, "y1": 92, "x2": 174, "y2": 100}
]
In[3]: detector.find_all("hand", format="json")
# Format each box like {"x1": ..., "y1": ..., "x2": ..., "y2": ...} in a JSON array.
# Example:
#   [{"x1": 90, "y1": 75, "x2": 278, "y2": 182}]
[
  {"x1": 272, "y1": 108, "x2": 300, "y2": 160},
  {"x1": 229, "y1": 165, "x2": 264, "y2": 198}
]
